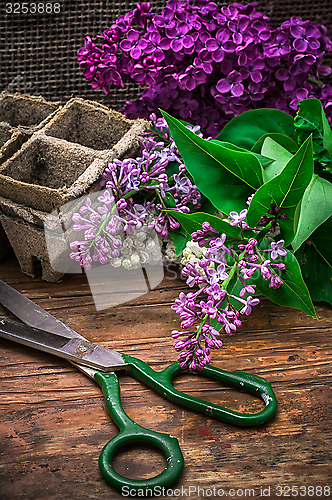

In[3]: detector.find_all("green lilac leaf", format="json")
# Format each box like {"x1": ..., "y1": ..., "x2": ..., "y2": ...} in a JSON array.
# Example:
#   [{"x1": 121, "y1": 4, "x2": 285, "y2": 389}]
[
  {"x1": 247, "y1": 136, "x2": 314, "y2": 246},
  {"x1": 260, "y1": 137, "x2": 293, "y2": 180},
  {"x1": 308, "y1": 216, "x2": 332, "y2": 265},
  {"x1": 198, "y1": 195, "x2": 216, "y2": 215},
  {"x1": 296, "y1": 244, "x2": 332, "y2": 305},
  {"x1": 291, "y1": 175, "x2": 332, "y2": 251},
  {"x1": 211, "y1": 140, "x2": 274, "y2": 169},
  {"x1": 294, "y1": 98, "x2": 332, "y2": 165},
  {"x1": 296, "y1": 222, "x2": 332, "y2": 305},
  {"x1": 163, "y1": 193, "x2": 177, "y2": 208},
  {"x1": 166, "y1": 211, "x2": 242, "y2": 240},
  {"x1": 251, "y1": 133, "x2": 298, "y2": 154},
  {"x1": 161, "y1": 110, "x2": 261, "y2": 214},
  {"x1": 216, "y1": 108, "x2": 296, "y2": 150},
  {"x1": 168, "y1": 227, "x2": 188, "y2": 256},
  {"x1": 254, "y1": 248, "x2": 317, "y2": 318},
  {"x1": 166, "y1": 160, "x2": 182, "y2": 177}
]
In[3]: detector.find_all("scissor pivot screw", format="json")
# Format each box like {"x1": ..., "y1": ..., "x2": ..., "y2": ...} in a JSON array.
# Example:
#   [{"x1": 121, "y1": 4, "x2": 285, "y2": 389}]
[{"x1": 77, "y1": 345, "x2": 89, "y2": 355}]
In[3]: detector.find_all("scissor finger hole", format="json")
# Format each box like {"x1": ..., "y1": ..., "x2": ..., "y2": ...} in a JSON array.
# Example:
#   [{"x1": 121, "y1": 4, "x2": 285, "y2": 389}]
[{"x1": 112, "y1": 443, "x2": 167, "y2": 480}]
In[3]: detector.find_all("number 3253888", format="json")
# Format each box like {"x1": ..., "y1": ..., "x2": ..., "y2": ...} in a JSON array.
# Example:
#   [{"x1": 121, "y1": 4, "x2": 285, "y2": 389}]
[{"x1": 5, "y1": 3, "x2": 61, "y2": 14}]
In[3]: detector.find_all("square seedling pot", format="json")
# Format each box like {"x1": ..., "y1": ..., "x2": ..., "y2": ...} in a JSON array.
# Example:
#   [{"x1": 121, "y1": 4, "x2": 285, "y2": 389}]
[
  {"x1": 43, "y1": 97, "x2": 138, "y2": 154},
  {"x1": 0, "y1": 92, "x2": 62, "y2": 168},
  {"x1": 0, "y1": 92, "x2": 61, "y2": 132},
  {"x1": 0, "y1": 123, "x2": 16, "y2": 148},
  {"x1": 0, "y1": 122, "x2": 29, "y2": 167},
  {"x1": 0, "y1": 132, "x2": 110, "y2": 213},
  {"x1": 0, "y1": 196, "x2": 64, "y2": 282}
]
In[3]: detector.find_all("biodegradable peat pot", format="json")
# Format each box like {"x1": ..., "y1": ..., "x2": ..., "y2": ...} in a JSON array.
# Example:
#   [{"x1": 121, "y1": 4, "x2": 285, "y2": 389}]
[
  {"x1": 0, "y1": 132, "x2": 111, "y2": 213},
  {"x1": 0, "y1": 98, "x2": 149, "y2": 280},
  {"x1": 0, "y1": 92, "x2": 61, "y2": 131},
  {"x1": 0, "y1": 122, "x2": 15, "y2": 148},
  {"x1": 0, "y1": 119, "x2": 148, "y2": 213},
  {"x1": 42, "y1": 97, "x2": 139, "y2": 154},
  {"x1": 0, "y1": 199, "x2": 64, "y2": 282},
  {"x1": 0, "y1": 92, "x2": 62, "y2": 167},
  {"x1": 0, "y1": 123, "x2": 28, "y2": 167}
]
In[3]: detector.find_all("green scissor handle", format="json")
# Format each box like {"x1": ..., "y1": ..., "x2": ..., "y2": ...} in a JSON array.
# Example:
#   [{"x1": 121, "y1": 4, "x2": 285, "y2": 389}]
[
  {"x1": 95, "y1": 354, "x2": 277, "y2": 492},
  {"x1": 95, "y1": 371, "x2": 184, "y2": 493},
  {"x1": 121, "y1": 353, "x2": 277, "y2": 427}
]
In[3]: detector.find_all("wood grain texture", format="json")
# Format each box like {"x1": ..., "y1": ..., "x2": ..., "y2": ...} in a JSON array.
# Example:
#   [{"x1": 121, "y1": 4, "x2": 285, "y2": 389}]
[{"x1": 0, "y1": 254, "x2": 331, "y2": 500}]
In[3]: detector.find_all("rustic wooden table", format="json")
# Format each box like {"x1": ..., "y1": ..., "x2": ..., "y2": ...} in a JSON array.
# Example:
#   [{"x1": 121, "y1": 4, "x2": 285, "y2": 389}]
[{"x1": 0, "y1": 252, "x2": 331, "y2": 500}]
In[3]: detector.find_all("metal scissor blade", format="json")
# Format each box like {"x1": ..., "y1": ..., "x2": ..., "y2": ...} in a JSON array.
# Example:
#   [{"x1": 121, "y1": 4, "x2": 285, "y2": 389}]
[
  {"x1": 0, "y1": 279, "x2": 83, "y2": 339},
  {"x1": 0, "y1": 316, "x2": 126, "y2": 371}
]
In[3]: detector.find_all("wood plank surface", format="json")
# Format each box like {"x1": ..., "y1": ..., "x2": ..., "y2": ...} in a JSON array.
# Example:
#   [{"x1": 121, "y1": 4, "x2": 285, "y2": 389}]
[{"x1": 0, "y1": 252, "x2": 331, "y2": 500}]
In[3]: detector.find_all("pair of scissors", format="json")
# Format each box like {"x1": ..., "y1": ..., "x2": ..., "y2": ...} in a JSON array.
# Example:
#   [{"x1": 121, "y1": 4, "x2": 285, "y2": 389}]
[{"x1": 0, "y1": 279, "x2": 277, "y2": 493}]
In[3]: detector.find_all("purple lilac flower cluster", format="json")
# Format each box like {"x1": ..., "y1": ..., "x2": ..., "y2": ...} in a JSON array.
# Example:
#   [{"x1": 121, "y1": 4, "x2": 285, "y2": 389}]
[
  {"x1": 69, "y1": 116, "x2": 201, "y2": 268},
  {"x1": 172, "y1": 213, "x2": 286, "y2": 370},
  {"x1": 78, "y1": 0, "x2": 332, "y2": 136}
]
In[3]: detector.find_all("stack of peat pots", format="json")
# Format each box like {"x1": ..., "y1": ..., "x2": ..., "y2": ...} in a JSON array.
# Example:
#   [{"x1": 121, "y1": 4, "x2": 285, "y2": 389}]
[{"x1": 0, "y1": 93, "x2": 148, "y2": 281}]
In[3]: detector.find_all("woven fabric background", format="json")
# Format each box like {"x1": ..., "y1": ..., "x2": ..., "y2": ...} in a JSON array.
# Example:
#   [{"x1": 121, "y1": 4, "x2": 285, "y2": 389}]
[{"x1": 1, "y1": 0, "x2": 332, "y2": 110}]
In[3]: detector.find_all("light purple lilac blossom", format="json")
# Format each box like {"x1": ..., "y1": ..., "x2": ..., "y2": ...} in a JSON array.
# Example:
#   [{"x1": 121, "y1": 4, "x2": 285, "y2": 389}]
[
  {"x1": 172, "y1": 210, "x2": 287, "y2": 370},
  {"x1": 78, "y1": 1, "x2": 332, "y2": 136},
  {"x1": 69, "y1": 115, "x2": 201, "y2": 268}
]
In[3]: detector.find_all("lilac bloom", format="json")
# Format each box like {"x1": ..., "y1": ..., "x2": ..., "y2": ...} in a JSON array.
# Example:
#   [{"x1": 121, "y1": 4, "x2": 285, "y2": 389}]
[
  {"x1": 251, "y1": 20, "x2": 272, "y2": 42},
  {"x1": 205, "y1": 28, "x2": 235, "y2": 63},
  {"x1": 269, "y1": 275, "x2": 284, "y2": 289},
  {"x1": 173, "y1": 93, "x2": 199, "y2": 120},
  {"x1": 209, "y1": 234, "x2": 227, "y2": 250},
  {"x1": 191, "y1": 1, "x2": 217, "y2": 17},
  {"x1": 229, "y1": 209, "x2": 248, "y2": 226},
  {"x1": 165, "y1": 22, "x2": 194, "y2": 53},
  {"x1": 289, "y1": 53, "x2": 316, "y2": 76},
  {"x1": 239, "y1": 59, "x2": 265, "y2": 83},
  {"x1": 207, "y1": 263, "x2": 229, "y2": 284},
  {"x1": 120, "y1": 30, "x2": 149, "y2": 59},
  {"x1": 193, "y1": 49, "x2": 213, "y2": 74},
  {"x1": 98, "y1": 43, "x2": 118, "y2": 65},
  {"x1": 145, "y1": 31, "x2": 165, "y2": 62},
  {"x1": 178, "y1": 65, "x2": 207, "y2": 91},
  {"x1": 98, "y1": 190, "x2": 115, "y2": 205},
  {"x1": 205, "y1": 283, "x2": 226, "y2": 301},
  {"x1": 268, "y1": 239, "x2": 287, "y2": 260},
  {"x1": 264, "y1": 32, "x2": 291, "y2": 58},
  {"x1": 228, "y1": 16, "x2": 250, "y2": 44},
  {"x1": 132, "y1": 62, "x2": 158, "y2": 86},
  {"x1": 173, "y1": 174, "x2": 191, "y2": 194},
  {"x1": 291, "y1": 24, "x2": 321, "y2": 52},
  {"x1": 153, "y1": 8, "x2": 176, "y2": 30},
  {"x1": 216, "y1": 70, "x2": 244, "y2": 97},
  {"x1": 239, "y1": 296, "x2": 260, "y2": 315},
  {"x1": 171, "y1": 291, "x2": 189, "y2": 314},
  {"x1": 199, "y1": 300, "x2": 218, "y2": 319},
  {"x1": 100, "y1": 67, "x2": 124, "y2": 87},
  {"x1": 275, "y1": 68, "x2": 297, "y2": 91}
]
